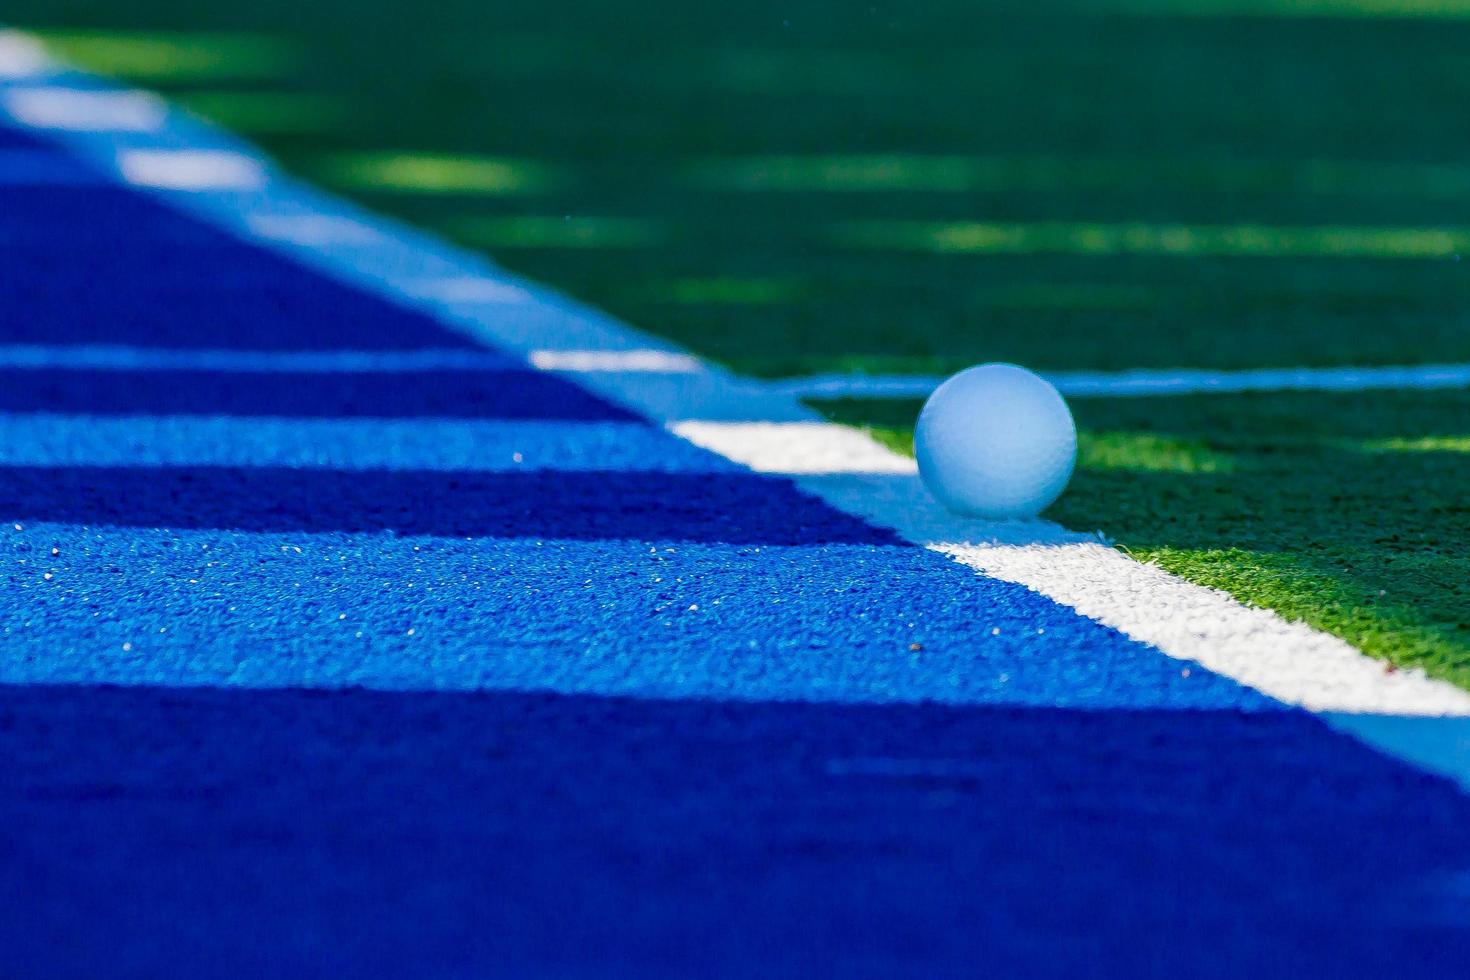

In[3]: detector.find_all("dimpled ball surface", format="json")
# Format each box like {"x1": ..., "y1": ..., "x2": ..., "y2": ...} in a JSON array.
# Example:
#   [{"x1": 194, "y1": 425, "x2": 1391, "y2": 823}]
[{"x1": 914, "y1": 363, "x2": 1077, "y2": 519}]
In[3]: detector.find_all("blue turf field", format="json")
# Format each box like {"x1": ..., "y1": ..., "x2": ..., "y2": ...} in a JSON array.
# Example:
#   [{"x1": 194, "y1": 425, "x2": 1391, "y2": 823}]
[{"x1": 4, "y1": 94, "x2": 1470, "y2": 976}]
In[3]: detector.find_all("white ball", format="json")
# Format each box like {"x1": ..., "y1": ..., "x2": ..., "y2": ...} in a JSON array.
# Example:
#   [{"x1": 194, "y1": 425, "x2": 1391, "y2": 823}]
[{"x1": 914, "y1": 363, "x2": 1077, "y2": 519}]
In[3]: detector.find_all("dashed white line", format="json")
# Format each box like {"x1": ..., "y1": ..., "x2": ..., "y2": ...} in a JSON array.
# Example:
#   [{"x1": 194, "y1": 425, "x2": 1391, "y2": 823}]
[
  {"x1": 529, "y1": 348, "x2": 704, "y2": 373},
  {"x1": 6, "y1": 87, "x2": 165, "y2": 132},
  {"x1": 0, "y1": 31, "x2": 52, "y2": 79},
  {"x1": 119, "y1": 148, "x2": 265, "y2": 190}
]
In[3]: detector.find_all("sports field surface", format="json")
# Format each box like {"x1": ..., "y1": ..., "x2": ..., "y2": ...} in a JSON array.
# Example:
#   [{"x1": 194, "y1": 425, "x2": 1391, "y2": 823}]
[{"x1": 3, "y1": 1, "x2": 1470, "y2": 975}]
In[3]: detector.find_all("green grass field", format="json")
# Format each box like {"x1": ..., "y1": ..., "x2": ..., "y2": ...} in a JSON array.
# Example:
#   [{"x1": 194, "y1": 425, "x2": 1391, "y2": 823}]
[{"x1": 10, "y1": 0, "x2": 1470, "y2": 683}]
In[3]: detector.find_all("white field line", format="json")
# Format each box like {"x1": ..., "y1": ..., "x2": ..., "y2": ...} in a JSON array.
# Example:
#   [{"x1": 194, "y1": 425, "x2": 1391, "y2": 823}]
[
  {"x1": 777, "y1": 363, "x2": 1470, "y2": 400},
  {"x1": 244, "y1": 212, "x2": 383, "y2": 244},
  {"x1": 0, "y1": 31, "x2": 51, "y2": 79},
  {"x1": 528, "y1": 349, "x2": 703, "y2": 373},
  {"x1": 401, "y1": 276, "x2": 536, "y2": 304},
  {"x1": 3, "y1": 87, "x2": 165, "y2": 131},
  {"x1": 673, "y1": 421, "x2": 917, "y2": 475},
  {"x1": 118, "y1": 148, "x2": 266, "y2": 190},
  {"x1": 6, "y1": 43, "x2": 1470, "y2": 788}
]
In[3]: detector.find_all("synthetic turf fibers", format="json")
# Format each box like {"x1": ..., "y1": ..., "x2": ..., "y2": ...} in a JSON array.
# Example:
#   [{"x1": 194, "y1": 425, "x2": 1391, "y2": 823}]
[{"x1": 4, "y1": 526, "x2": 1269, "y2": 709}]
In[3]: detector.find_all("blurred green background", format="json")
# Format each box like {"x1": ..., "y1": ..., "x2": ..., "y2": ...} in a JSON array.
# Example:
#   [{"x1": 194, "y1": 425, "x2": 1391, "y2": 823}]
[{"x1": 14, "y1": 0, "x2": 1470, "y2": 376}]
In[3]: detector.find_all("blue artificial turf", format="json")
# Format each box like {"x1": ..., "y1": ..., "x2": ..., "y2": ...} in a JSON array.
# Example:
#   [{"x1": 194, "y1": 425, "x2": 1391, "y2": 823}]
[
  {"x1": 0, "y1": 416, "x2": 727, "y2": 471},
  {"x1": 3, "y1": 114, "x2": 1469, "y2": 977},
  {"x1": 0, "y1": 183, "x2": 485, "y2": 351},
  {"x1": 0, "y1": 146, "x2": 107, "y2": 184},
  {"x1": 0, "y1": 125, "x2": 50, "y2": 149},
  {"x1": 6, "y1": 685, "x2": 1470, "y2": 979},
  {"x1": 0, "y1": 466, "x2": 901, "y2": 542},
  {"x1": 0, "y1": 367, "x2": 638, "y2": 419},
  {"x1": 3, "y1": 526, "x2": 1264, "y2": 710}
]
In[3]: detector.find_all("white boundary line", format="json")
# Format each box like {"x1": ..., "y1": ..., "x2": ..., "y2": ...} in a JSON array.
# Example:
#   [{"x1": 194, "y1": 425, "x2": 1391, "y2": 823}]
[
  {"x1": 777, "y1": 363, "x2": 1470, "y2": 400},
  {"x1": 5, "y1": 30, "x2": 1470, "y2": 789},
  {"x1": 2, "y1": 86, "x2": 165, "y2": 131}
]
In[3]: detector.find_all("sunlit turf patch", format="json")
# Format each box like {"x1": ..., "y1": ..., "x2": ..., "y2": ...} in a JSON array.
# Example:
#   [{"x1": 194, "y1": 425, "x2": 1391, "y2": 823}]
[
  {"x1": 1079, "y1": 433, "x2": 1239, "y2": 473},
  {"x1": 836, "y1": 220, "x2": 1470, "y2": 260},
  {"x1": 34, "y1": 30, "x2": 299, "y2": 82},
  {"x1": 175, "y1": 91, "x2": 350, "y2": 134},
  {"x1": 441, "y1": 215, "x2": 663, "y2": 249},
  {"x1": 813, "y1": 389, "x2": 1470, "y2": 688},
  {"x1": 1354, "y1": 435, "x2": 1470, "y2": 453},
  {"x1": 309, "y1": 152, "x2": 559, "y2": 196}
]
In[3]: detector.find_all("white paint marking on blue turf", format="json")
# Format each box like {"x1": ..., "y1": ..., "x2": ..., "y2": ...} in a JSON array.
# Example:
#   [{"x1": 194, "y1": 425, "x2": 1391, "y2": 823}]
[
  {"x1": 4, "y1": 87, "x2": 165, "y2": 132},
  {"x1": 0, "y1": 31, "x2": 52, "y2": 80},
  {"x1": 0, "y1": 415, "x2": 730, "y2": 472},
  {"x1": 674, "y1": 421, "x2": 917, "y2": 475},
  {"x1": 0, "y1": 345, "x2": 513, "y2": 373},
  {"x1": 775, "y1": 363, "x2": 1470, "y2": 400},
  {"x1": 118, "y1": 148, "x2": 265, "y2": 190},
  {"x1": 6, "y1": 44, "x2": 1470, "y2": 787},
  {"x1": 402, "y1": 276, "x2": 536, "y2": 304},
  {"x1": 932, "y1": 538, "x2": 1470, "y2": 717},
  {"x1": 529, "y1": 349, "x2": 704, "y2": 373},
  {"x1": 244, "y1": 211, "x2": 384, "y2": 244}
]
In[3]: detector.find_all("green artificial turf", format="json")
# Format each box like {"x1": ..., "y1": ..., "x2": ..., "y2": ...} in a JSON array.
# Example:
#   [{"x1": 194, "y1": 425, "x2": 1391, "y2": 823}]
[
  {"x1": 815, "y1": 391, "x2": 1470, "y2": 687},
  {"x1": 12, "y1": 0, "x2": 1470, "y2": 379}
]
